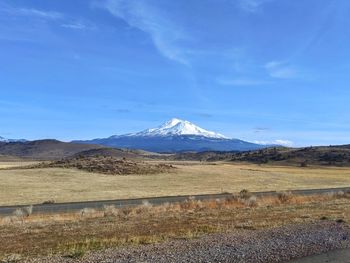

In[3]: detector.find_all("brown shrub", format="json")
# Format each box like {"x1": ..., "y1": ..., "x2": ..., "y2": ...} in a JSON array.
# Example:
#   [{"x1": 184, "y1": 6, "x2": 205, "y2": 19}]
[
  {"x1": 277, "y1": 191, "x2": 293, "y2": 203},
  {"x1": 239, "y1": 189, "x2": 252, "y2": 199}
]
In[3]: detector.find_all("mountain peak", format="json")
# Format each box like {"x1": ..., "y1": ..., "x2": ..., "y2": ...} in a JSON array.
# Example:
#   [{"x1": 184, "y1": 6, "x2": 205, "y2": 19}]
[
  {"x1": 163, "y1": 118, "x2": 183, "y2": 127},
  {"x1": 130, "y1": 118, "x2": 228, "y2": 139}
]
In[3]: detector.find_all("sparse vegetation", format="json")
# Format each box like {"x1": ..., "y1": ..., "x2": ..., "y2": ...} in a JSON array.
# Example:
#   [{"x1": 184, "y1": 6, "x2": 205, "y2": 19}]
[
  {"x1": 42, "y1": 199, "x2": 55, "y2": 205},
  {"x1": 80, "y1": 208, "x2": 96, "y2": 218},
  {"x1": 239, "y1": 189, "x2": 252, "y2": 199},
  {"x1": 10, "y1": 206, "x2": 34, "y2": 224},
  {"x1": 63, "y1": 247, "x2": 86, "y2": 259},
  {"x1": 300, "y1": 160, "x2": 308, "y2": 167},
  {"x1": 103, "y1": 205, "x2": 118, "y2": 217},
  {"x1": 23, "y1": 205, "x2": 33, "y2": 216},
  {"x1": 277, "y1": 191, "x2": 293, "y2": 203},
  {"x1": 0, "y1": 192, "x2": 349, "y2": 259},
  {"x1": 13, "y1": 209, "x2": 24, "y2": 219},
  {"x1": 244, "y1": 195, "x2": 258, "y2": 207}
]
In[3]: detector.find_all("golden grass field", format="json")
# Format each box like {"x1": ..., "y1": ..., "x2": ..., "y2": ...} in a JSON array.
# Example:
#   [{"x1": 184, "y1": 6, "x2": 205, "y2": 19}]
[{"x1": 1, "y1": 161, "x2": 350, "y2": 205}]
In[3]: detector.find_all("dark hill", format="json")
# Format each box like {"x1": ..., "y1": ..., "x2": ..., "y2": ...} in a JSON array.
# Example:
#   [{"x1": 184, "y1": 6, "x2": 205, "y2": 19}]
[
  {"x1": 173, "y1": 145, "x2": 350, "y2": 166},
  {"x1": 0, "y1": 140, "x2": 105, "y2": 160}
]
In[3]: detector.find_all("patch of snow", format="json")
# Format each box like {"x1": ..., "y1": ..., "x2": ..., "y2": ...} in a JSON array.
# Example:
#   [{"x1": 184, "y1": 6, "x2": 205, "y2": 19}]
[
  {"x1": 254, "y1": 139, "x2": 293, "y2": 147},
  {"x1": 0, "y1": 136, "x2": 26, "y2": 143},
  {"x1": 128, "y1": 118, "x2": 228, "y2": 139}
]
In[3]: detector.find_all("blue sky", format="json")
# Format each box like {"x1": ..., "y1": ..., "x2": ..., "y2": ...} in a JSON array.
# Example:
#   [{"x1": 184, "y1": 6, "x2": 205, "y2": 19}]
[{"x1": 1, "y1": 0, "x2": 350, "y2": 146}]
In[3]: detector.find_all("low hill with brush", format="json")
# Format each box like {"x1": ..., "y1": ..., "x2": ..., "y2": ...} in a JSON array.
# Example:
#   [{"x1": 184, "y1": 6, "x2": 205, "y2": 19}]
[
  {"x1": 32, "y1": 155, "x2": 175, "y2": 175},
  {"x1": 72, "y1": 147, "x2": 160, "y2": 159}
]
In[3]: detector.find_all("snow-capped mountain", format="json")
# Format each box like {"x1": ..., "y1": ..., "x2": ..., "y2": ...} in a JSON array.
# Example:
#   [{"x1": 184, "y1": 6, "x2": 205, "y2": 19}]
[
  {"x1": 74, "y1": 118, "x2": 268, "y2": 152},
  {"x1": 121, "y1": 118, "x2": 227, "y2": 139},
  {"x1": 0, "y1": 136, "x2": 26, "y2": 143}
]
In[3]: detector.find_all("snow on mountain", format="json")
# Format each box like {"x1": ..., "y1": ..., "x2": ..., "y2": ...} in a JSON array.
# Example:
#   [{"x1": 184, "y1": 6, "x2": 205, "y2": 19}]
[
  {"x1": 0, "y1": 136, "x2": 26, "y2": 143},
  {"x1": 0, "y1": 136, "x2": 12, "y2": 142},
  {"x1": 73, "y1": 118, "x2": 267, "y2": 152},
  {"x1": 127, "y1": 118, "x2": 228, "y2": 139}
]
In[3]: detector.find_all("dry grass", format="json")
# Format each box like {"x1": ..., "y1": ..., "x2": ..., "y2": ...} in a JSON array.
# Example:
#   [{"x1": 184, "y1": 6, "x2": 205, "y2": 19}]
[
  {"x1": 0, "y1": 192, "x2": 349, "y2": 259},
  {"x1": 0, "y1": 161, "x2": 39, "y2": 169},
  {"x1": 1, "y1": 162, "x2": 350, "y2": 205}
]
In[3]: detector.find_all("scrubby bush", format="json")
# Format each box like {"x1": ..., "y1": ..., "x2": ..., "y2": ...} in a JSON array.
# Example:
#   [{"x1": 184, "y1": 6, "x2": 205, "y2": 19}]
[
  {"x1": 277, "y1": 191, "x2": 293, "y2": 203},
  {"x1": 23, "y1": 205, "x2": 33, "y2": 217},
  {"x1": 12, "y1": 206, "x2": 33, "y2": 219},
  {"x1": 239, "y1": 189, "x2": 252, "y2": 199},
  {"x1": 244, "y1": 196, "x2": 257, "y2": 207},
  {"x1": 13, "y1": 208, "x2": 24, "y2": 218},
  {"x1": 80, "y1": 208, "x2": 96, "y2": 218},
  {"x1": 188, "y1": 196, "x2": 196, "y2": 201},
  {"x1": 300, "y1": 161, "x2": 308, "y2": 167},
  {"x1": 119, "y1": 207, "x2": 133, "y2": 218},
  {"x1": 42, "y1": 199, "x2": 55, "y2": 205},
  {"x1": 142, "y1": 200, "x2": 152, "y2": 207},
  {"x1": 103, "y1": 205, "x2": 118, "y2": 217},
  {"x1": 328, "y1": 190, "x2": 346, "y2": 199}
]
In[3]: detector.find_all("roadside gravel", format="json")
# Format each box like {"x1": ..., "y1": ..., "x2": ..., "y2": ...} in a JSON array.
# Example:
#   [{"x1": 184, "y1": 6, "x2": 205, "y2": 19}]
[{"x1": 27, "y1": 221, "x2": 350, "y2": 263}]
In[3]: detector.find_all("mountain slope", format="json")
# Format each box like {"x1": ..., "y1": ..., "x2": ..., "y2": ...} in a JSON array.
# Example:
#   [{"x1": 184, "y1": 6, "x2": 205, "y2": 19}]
[{"x1": 75, "y1": 118, "x2": 267, "y2": 152}]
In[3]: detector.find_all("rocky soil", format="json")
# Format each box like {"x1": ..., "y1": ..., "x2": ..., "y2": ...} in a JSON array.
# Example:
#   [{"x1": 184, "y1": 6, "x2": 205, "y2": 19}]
[{"x1": 27, "y1": 221, "x2": 350, "y2": 263}]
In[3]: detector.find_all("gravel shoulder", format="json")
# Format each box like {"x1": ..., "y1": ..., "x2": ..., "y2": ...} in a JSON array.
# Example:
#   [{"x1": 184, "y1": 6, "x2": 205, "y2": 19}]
[
  {"x1": 289, "y1": 248, "x2": 350, "y2": 263},
  {"x1": 27, "y1": 221, "x2": 350, "y2": 263}
]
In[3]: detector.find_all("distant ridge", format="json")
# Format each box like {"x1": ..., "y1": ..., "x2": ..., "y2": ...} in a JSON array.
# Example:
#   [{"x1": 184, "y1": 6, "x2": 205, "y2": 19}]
[
  {"x1": 172, "y1": 145, "x2": 350, "y2": 166},
  {"x1": 74, "y1": 118, "x2": 268, "y2": 152},
  {"x1": 0, "y1": 139, "x2": 104, "y2": 160}
]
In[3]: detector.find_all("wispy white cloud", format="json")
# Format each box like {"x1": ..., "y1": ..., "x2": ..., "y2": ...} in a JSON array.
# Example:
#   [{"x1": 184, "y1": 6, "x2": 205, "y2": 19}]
[
  {"x1": 265, "y1": 61, "x2": 297, "y2": 79},
  {"x1": 0, "y1": 3, "x2": 95, "y2": 32},
  {"x1": 238, "y1": 0, "x2": 271, "y2": 13},
  {"x1": 61, "y1": 21, "x2": 96, "y2": 30},
  {"x1": 218, "y1": 77, "x2": 270, "y2": 86},
  {"x1": 254, "y1": 139, "x2": 294, "y2": 147},
  {"x1": 0, "y1": 3, "x2": 63, "y2": 20},
  {"x1": 61, "y1": 23, "x2": 85, "y2": 30},
  {"x1": 16, "y1": 8, "x2": 63, "y2": 19},
  {"x1": 253, "y1": 127, "x2": 270, "y2": 133},
  {"x1": 94, "y1": 0, "x2": 189, "y2": 64}
]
